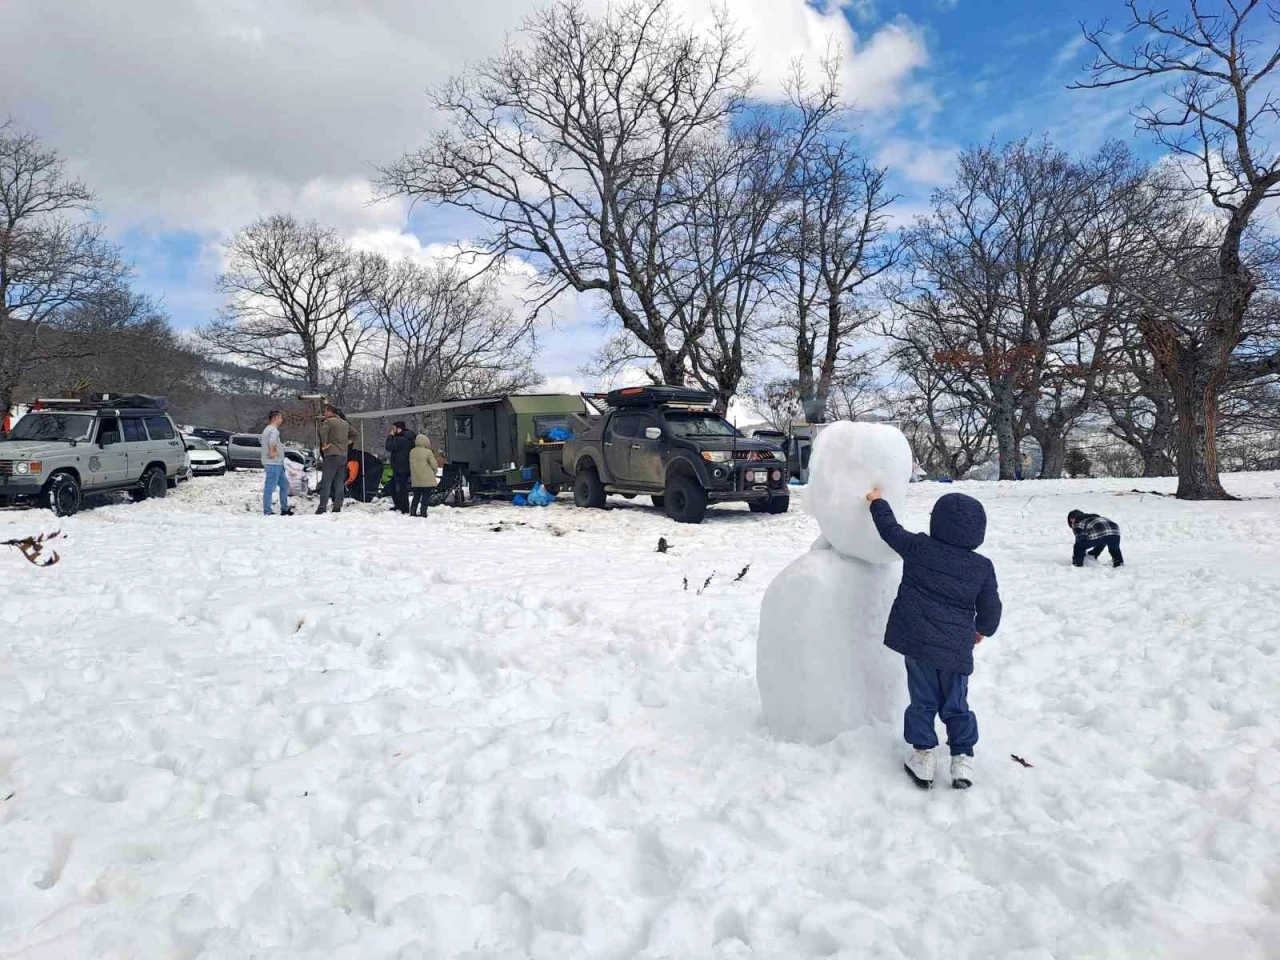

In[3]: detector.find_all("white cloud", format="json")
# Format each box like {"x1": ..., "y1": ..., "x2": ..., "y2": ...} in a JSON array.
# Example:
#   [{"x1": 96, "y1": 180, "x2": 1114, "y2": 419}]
[
  {"x1": 875, "y1": 138, "x2": 958, "y2": 186},
  {"x1": 1, "y1": 0, "x2": 931, "y2": 236},
  {"x1": 1054, "y1": 33, "x2": 1089, "y2": 68}
]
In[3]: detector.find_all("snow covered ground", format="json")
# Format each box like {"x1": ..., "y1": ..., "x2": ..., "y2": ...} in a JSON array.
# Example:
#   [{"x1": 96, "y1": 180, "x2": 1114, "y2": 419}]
[{"x1": 2, "y1": 471, "x2": 1279, "y2": 959}]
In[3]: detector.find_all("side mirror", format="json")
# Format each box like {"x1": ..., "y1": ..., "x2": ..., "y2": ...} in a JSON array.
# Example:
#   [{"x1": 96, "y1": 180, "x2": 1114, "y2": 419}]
[{"x1": 644, "y1": 427, "x2": 662, "y2": 440}]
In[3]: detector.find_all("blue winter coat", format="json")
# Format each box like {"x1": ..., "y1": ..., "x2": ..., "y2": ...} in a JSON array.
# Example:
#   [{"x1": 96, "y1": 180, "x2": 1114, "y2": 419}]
[{"x1": 870, "y1": 494, "x2": 1002, "y2": 676}]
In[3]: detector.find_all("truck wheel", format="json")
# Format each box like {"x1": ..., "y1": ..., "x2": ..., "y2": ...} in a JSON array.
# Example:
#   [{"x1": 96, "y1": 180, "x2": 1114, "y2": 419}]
[
  {"x1": 650, "y1": 495, "x2": 665, "y2": 509},
  {"x1": 767, "y1": 496, "x2": 790, "y2": 515},
  {"x1": 573, "y1": 466, "x2": 606, "y2": 509},
  {"x1": 131, "y1": 466, "x2": 168, "y2": 502},
  {"x1": 663, "y1": 475, "x2": 707, "y2": 524},
  {"x1": 748, "y1": 500, "x2": 769, "y2": 513},
  {"x1": 48, "y1": 473, "x2": 81, "y2": 517}
]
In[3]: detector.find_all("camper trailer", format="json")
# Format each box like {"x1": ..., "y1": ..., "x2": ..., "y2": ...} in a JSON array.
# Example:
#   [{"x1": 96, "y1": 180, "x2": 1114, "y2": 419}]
[{"x1": 347, "y1": 394, "x2": 588, "y2": 501}]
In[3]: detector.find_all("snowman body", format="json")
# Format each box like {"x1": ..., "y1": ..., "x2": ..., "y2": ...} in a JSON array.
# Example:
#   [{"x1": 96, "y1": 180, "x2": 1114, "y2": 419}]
[{"x1": 756, "y1": 421, "x2": 913, "y2": 744}]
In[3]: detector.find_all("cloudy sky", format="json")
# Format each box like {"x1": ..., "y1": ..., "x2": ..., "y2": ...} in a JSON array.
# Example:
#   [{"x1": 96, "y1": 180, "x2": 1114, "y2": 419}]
[{"x1": 2, "y1": 0, "x2": 1144, "y2": 392}]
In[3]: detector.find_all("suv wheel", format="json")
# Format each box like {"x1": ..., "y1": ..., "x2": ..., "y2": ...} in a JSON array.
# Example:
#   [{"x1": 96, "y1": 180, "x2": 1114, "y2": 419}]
[
  {"x1": 48, "y1": 473, "x2": 81, "y2": 517},
  {"x1": 748, "y1": 500, "x2": 769, "y2": 514},
  {"x1": 663, "y1": 474, "x2": 707, "y2": 524},
  {"x1": 650, "y1": 495, "x2": 665, "y2": 509},
  {"x1": 131, "y1": 466, "x2": 168, "y2": 502},
  {"x1": 573, "y1": 465, "x2": 606, "y2": 509},
  {"x1": 767, "y1": 495, "x2": 790, "y2": 515}
]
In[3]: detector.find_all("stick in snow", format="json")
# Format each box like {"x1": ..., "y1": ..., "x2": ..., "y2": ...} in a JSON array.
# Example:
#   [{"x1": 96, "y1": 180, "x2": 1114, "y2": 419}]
[
  {"x1": 682, "y1": 577, "x2": 688, "y2": 592},
  {"x1": 697, "y1": 573, "x2": 715, "y2": 595},
  {"x1": 1011, "y1": 754, "x2": 1033, "y2": 768},
  {"x1": 4, "y1": 531, "x2": 62, "y2": 567},
  {"x1": 733, "y1": 564, "x2": 750, "y2": 582}
]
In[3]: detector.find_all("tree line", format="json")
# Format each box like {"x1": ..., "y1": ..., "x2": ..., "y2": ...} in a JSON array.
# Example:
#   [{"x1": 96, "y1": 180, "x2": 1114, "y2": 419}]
[{"x1": 377, "y1": 0, "x2": 1280, "y2": 499}]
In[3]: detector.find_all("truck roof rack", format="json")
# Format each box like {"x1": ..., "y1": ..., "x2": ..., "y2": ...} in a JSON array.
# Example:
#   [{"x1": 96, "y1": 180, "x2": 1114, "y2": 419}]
[{"x1": 604, "y1": 385, "x2": 715, "y2": 409}]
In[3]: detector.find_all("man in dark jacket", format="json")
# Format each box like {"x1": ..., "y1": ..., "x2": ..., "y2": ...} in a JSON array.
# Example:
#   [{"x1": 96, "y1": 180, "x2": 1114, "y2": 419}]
[
  {"x1": 384, "y1": 421, "x2": 417, "y2": 514},
  {"x1": 867, "y1": 490, "x2": 1002, "y2": 790},
  {"x1": 1067, "y1": 510, "x2": 1123, "y2": 567}
]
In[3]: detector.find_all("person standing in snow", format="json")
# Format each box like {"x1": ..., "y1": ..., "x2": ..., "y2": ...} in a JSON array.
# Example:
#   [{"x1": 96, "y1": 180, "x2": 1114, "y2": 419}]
[
  {"x1": 1067, "y1": 510, "x2": 1124, "y2": 568},
  {"x1": 865, "y1": 489, "x2": 1002, "y2": 790},
  {"x1": 408, "y1": 434, "x2": 440, "y2": 517},
  {"x1": 384, "y1": 420, "x2": 417, "y2": 514},
  {"x1": 260, "y1": 410, "x2": 291, "y2": 516},
  {"x1": 315, "y1": 404, "x2": 350, "y2": 514}
]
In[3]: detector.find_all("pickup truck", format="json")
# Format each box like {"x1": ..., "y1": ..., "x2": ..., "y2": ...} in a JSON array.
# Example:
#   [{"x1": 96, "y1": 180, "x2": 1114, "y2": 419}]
[{"x1": 563, "y1": 386, "x2": 790, "y2": 523}]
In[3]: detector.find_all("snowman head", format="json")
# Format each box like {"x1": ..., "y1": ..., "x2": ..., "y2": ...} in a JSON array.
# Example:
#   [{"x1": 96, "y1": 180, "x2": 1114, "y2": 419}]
[{"x1": 805, "y1": 421, "x2": 913, "y2": 564}]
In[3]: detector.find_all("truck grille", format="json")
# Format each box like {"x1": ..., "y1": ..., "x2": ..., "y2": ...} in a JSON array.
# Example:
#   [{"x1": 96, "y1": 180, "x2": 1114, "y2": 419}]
[
  {"x1": 0, "y1": 461, "x2": 12, "y2": 475},
  {"x1": 733, "y1": 450, "x2": 777, "y2": 462}
]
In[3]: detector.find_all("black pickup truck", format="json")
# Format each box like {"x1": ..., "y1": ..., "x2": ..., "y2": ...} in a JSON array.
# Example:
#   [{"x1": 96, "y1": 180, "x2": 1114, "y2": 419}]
[{"x1": 563, "y1": 386, "x2": 790, "y2": 523}]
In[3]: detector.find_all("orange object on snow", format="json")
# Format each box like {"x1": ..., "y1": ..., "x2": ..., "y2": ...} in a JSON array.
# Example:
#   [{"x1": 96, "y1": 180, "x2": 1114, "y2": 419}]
[{"x1": 346, "y1": 461, "x2": 359, "y2": 486}]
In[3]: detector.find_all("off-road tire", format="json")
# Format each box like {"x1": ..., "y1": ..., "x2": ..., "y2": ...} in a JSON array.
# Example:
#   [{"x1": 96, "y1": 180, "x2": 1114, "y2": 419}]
[
  {"x1": 573, "y1": 466, "x2": 606, "y2": 509},
  {"x1": 131, "y1": 466, "x2": 168, "y2": 502},
  {"x1": 767, "y1": 496, "x2": 790, "y2": 515},
  {"x1": 663, "y1": 475, "x2": 707, "y2": 524},
  {"x1": 748, "y1": 500, "x2": 769, "y2": 514},
  {"x1": 48, "y1": 473, "x2": 81, "y2": 518},
  {"x1": 650, "y1": 495, "x2": 665, "y2": 509}
]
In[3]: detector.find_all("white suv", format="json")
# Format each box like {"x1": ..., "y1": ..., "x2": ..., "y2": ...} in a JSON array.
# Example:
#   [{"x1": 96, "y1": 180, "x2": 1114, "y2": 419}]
[{"x1": 0, "y1": 395, "x2": 185, "y2": 516}]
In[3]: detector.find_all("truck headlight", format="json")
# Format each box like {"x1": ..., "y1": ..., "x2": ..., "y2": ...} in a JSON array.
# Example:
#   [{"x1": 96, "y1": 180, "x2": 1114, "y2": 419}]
[
  {"x1": 14, "y1": 461, "x2": 29, "y2": 475},
  {"x1": 701, "y1": 451, "x2": 732, "y2": 462}
]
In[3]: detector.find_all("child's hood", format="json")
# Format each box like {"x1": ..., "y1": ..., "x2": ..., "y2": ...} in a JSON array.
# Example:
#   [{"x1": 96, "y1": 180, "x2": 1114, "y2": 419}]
[{"x1": 929, "y1": 492, "x2": 987, "y2": 549}]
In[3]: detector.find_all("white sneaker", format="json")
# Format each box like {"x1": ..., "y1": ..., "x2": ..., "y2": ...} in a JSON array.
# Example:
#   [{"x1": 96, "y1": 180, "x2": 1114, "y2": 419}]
[
  {"x1": 904, "y1": 748, "x2": 936, "y2": 789},
  {"x1": 950, "y1": 754, "x2": 974, "y2": 789}
]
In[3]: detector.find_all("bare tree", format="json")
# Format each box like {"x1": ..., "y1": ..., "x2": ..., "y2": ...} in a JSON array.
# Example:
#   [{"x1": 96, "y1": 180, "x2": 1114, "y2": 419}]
[
  {"x1": 378, "y1": 0, "x2": 751, "y2": 385},
  {"x1": 778, "y1": 140, "x2": 898, "y2": 422},
  {"x1": 664, "y1": 85, "x2": 838, "y2": 414},
  {"x1": 363, "y1": 255, "x2": 538, "y2": 407},
  {"x1": 885, "y1": 338, "x2": 994, "y2": 479},
  {"x1": 887, "y1": 139, "x2": 1139, "y2": 479},
  {"x1": 1075, "y1": 0, "x2": 1280, "y2": 498},
  {"x1": 203, "y1": 214, "x2": 369, "y2": 394},
  {"x1": 0, "y1": 124, "x2": 129, "y2": 417},
  {"x1": 1098, "y1": 317, "x2": 1177, "y2": 476}
]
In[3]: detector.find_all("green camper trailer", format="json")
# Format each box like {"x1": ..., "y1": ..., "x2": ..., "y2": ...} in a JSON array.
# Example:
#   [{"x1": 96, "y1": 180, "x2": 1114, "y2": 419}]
[{"x1": 347, "y1": 393, "x2": 588, "y2": 500}]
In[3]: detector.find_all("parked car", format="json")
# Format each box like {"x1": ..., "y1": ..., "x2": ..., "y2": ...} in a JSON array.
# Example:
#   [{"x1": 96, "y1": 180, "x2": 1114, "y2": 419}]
[
  {"x1": 564, "y1": 386, "x2": 789, "y2": 523},
  {"x1": 0, "y1": 394, "x2": 185, "y2": 516},
  {"x1": 222, "y1": 433, "x2": 265, "y2": 469},
  {"x1": 181, "y1": 435, "x2": 228, "y2": 476}
]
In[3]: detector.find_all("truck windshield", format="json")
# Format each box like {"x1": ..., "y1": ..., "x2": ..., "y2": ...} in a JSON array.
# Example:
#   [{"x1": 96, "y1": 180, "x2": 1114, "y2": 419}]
[
  {"x1": 663, "y1": 413, "x2": 739, "y2": 438},
  {"x1": 7, "y1": 413, "x2": 95, "y2": 442}
]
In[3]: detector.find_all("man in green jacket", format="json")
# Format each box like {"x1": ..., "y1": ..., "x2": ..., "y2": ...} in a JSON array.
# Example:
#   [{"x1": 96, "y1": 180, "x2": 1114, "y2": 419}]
[{"x1": 316, "y1": 404, "x2": 350, "y2": 514}]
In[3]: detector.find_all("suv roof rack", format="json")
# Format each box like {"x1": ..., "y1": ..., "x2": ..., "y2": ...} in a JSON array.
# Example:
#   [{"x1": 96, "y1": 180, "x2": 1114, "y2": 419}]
[{"x1": 33, "y1": 393, "x2": 169, "y2": 412}]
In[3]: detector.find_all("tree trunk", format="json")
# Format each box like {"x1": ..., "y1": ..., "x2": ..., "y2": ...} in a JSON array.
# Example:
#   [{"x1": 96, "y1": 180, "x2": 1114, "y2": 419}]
[
  {"x1": 994, "y1": 405, "x2": 1017, "y2": 480},
  {"x1": 1170, "y1": 374, "x2": 1232, "y2": 499},
  {"x1": 1038, "y1": 432, "x2": 1067, "y2": 480},
  {"x1": 1140, "y1": 448, "x2": 1174, "y2": 478}
]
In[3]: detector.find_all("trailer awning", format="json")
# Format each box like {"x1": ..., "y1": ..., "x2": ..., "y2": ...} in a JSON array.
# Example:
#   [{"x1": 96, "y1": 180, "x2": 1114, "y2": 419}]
[{"x1": 345, "y1": 397, "x2": 504, "y2": 420}]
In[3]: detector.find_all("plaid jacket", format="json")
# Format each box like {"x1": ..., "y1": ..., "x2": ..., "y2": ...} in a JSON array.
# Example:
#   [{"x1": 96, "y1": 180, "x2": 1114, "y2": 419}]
[{"x1": 1071, "y1": 513, "x2": 1120, "y2": 543}]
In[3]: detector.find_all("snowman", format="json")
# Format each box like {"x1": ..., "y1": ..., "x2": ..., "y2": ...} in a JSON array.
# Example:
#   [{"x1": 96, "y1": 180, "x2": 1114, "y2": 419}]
[{"x1": 757, "y1": 421, "x2": 913, "y2": 744}]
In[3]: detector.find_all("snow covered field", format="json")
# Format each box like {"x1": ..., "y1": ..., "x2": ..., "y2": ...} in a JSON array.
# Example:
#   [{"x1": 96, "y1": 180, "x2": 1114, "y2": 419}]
[{"x1": 3, "y1": 471, "x2": 1279, "y2": 959}]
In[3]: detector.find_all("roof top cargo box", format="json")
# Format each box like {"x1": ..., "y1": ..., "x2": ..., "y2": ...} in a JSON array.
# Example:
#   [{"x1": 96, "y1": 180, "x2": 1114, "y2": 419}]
[{"x1": 605, "y1": 385, "x2": 714, "y2": 408}]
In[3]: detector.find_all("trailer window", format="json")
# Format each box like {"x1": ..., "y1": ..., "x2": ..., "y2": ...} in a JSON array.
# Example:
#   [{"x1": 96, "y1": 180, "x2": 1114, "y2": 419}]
[
  {"x1": 454, "y1": 414, "x2": 473, "y2": 439},
  {"x1": 532, "y1": 415, "x2": 570, "y2": 440}
]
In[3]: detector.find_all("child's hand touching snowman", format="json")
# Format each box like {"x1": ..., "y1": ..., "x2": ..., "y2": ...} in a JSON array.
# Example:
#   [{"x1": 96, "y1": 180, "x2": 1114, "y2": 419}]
[{"x1": 865, "y1": 487, "x2": 883, "y2": 503}]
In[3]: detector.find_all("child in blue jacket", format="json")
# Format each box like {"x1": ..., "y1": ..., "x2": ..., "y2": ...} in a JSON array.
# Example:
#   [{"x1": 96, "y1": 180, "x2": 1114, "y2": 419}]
[{"x1": 866, "y1": 489, "x2": 1002, "y2": 789}]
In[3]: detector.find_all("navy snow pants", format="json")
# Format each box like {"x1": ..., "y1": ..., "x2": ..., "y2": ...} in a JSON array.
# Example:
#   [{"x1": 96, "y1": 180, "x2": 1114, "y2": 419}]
[{"x1": 904, "y1": 656, "x2": 978, "y2": 757}]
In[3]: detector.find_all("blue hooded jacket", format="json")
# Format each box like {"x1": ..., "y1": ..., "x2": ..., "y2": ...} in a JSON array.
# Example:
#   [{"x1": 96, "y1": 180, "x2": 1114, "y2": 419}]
[{"x1": 870, "y1": 493, "x2": 1002, "y2": 676}]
